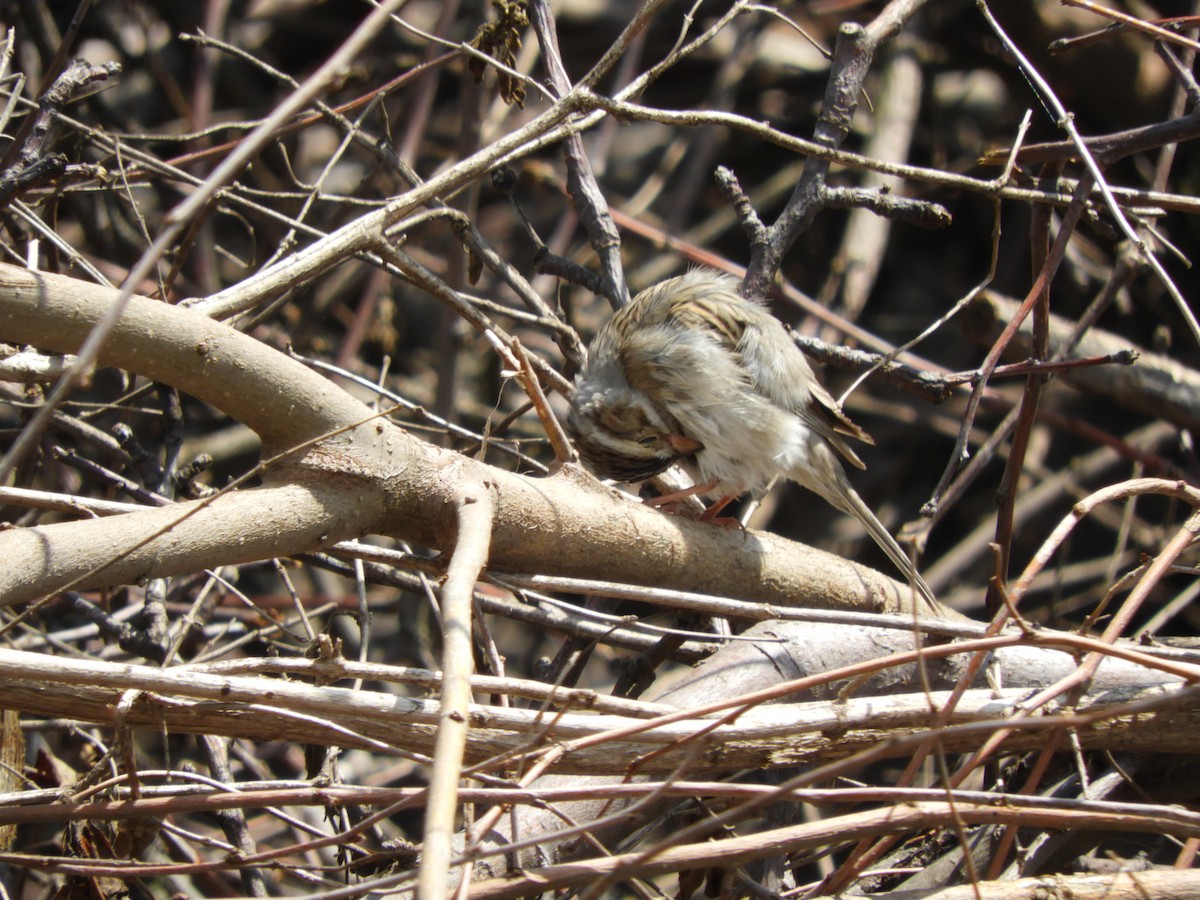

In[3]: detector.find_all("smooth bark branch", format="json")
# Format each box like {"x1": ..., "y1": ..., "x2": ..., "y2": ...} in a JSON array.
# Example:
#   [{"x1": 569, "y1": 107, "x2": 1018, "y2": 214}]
[
  {"x1": 0, "y1": 265, "x2": 378, "y2": 453},
  {"x1": 0, "y1": 264, "x2": 950, "y2": 616},
  {"x1": 0, "y1": 648, "x2": 1187, "y2": 776}
]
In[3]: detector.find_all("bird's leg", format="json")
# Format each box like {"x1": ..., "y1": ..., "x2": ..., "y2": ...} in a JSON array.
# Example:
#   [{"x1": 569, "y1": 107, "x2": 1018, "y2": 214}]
[
  {"x1": 646, "y1": 483, "x2": 744, "y2": 528},
  {"x1": 644, "y1": 481, "x2": 717, "y2": 508}
]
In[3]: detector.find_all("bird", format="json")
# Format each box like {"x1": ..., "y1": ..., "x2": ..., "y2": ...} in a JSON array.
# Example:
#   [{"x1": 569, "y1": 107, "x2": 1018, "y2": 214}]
[{"x1": 566, "y1": 268, "x2": 938, "y2": 612}]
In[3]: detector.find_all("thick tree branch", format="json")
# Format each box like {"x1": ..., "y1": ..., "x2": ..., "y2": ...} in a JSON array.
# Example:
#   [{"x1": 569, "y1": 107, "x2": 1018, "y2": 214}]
[{"x1": 0, "y1": 264, "x2": 951, "y2": 617}]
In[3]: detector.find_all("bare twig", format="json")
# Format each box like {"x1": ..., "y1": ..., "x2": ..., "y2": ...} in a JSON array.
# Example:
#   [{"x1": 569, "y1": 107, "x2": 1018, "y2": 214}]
[
  {"x1": 977, "y1": 0, "x2": 1200, "y2": 349},
  {"x1": 419, "y1": 482, "x2": 494, "y2": 899},
  {"x1": 529, "y1": 0, "x2": 628, "y2": 307}
]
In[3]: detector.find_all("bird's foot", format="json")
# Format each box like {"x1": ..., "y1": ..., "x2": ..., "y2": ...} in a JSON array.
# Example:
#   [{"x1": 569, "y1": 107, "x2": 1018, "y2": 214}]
[
  {"x1": 699, "y1": 494, "x2": 744, "y2": 529},
  {"x1": 644, "y1": 485, "x2": 747, "y2": 528}
]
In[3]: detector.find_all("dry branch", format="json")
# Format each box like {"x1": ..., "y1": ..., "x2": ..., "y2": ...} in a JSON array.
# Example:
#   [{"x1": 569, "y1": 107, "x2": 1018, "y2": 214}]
[
  {"x1": 0, "y1": 263, "x2": 947, "y2": 617},
  {"x1": 0, "y1": 634, "x2": 1188, "y2": 777},
  {"x1": 965, "y1": 290, "x2": 1200, "y2": 432},
  {"x1": 1, "y1": 2, "x2": 1199, "y2": 895}
]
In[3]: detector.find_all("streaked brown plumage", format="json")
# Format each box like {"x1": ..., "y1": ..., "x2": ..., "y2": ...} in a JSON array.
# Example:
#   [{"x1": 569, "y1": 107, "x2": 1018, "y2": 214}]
[{"x1": 567, "y1": 269, "x2": 937, "y2": 612}]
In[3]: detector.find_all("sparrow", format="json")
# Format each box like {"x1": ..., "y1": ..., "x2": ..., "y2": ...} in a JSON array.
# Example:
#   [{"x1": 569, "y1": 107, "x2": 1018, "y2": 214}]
[{"x1": 567, "y1": 269, "x2": 937, "y2": 612}]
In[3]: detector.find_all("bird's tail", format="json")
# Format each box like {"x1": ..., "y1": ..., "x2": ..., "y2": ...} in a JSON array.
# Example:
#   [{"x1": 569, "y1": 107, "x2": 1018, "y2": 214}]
[{"x1": 806, "y1": 465, "x2": 941, "y2": 615}]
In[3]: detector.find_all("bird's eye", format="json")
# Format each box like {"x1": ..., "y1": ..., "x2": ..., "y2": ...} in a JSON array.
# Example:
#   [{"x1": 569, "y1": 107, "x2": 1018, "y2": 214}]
[{"x1": 637, "y1": 436, "x2": 658, "y2": 447}]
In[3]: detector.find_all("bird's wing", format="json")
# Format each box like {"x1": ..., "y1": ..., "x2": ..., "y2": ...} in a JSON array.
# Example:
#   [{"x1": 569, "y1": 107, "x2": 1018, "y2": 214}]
[
  {"x1": 661, "y1": 284, "x2": 873, "y2": 470},
  {"x1": 729, "y1": 299, "x2": 875, "y2": 471},
  {"x1": 805, "y1": 377, "x2": 875, "y2": 445}
]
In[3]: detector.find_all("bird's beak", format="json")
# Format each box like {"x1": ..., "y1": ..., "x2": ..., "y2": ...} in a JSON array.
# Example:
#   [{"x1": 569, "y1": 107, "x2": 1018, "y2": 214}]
[{"x1": 665, "y1": 433, "x2": 703, "y2": 454}]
